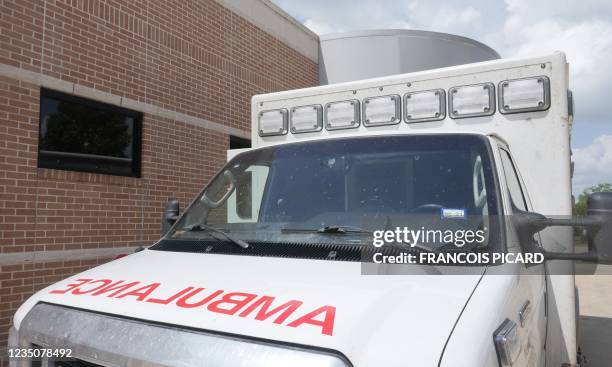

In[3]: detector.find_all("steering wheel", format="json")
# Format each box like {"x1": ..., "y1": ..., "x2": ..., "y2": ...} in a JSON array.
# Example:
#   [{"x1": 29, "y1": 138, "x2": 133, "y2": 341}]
[{"x1": 412, "y1": 204, "x2": 444, "y2": 214}]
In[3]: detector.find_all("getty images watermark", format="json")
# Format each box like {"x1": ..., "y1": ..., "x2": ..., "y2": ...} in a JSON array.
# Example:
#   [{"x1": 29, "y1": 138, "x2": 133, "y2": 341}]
[{"x1": 371, "y1": 227, "x2": 545, "y2": 265}]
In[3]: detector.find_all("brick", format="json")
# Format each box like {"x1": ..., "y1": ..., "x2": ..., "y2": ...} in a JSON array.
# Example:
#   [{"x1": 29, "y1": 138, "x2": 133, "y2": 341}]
[{"x1": 0, "y1": 0, "x2": 318, "y2": 348}]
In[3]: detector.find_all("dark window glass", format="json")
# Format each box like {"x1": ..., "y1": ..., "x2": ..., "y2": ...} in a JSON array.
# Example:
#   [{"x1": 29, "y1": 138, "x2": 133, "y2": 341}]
[
  {"x1": 38, "y1": 89, "x2": 142, "y2": 177},
  {"x1": 499, "y1": 149, "x2": 528, "y2": 211},
  {"x1": 259, "y1": 139, "x2": 493, "y2": 222},
  {"x1": 172, "y1": 135, "x2": 502, "y2": 252},
  {"x1": 230, "y1": 135, "x2": 251, "y2": 149}
]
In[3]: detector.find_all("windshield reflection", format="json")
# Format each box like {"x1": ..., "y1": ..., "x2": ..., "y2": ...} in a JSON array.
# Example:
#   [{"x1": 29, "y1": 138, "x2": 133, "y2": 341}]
[{"x1": 170, "y1": 134, "x2": 501, "y2": 251}]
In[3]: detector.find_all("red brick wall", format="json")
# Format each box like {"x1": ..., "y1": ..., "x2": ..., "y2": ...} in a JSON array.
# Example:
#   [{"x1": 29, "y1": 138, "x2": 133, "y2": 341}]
[
  {"x1": 0, "y1": 0, "x2": 318, "y2": 349},
  {"x1": 1, "y1": 0, "x2": 316, "y2": 130}
]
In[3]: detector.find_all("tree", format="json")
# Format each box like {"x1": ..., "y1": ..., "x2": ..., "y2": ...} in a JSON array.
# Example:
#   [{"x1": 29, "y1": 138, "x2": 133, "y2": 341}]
[{"x1": 574, "y1": 183, "x2": 612, "y2": 216}]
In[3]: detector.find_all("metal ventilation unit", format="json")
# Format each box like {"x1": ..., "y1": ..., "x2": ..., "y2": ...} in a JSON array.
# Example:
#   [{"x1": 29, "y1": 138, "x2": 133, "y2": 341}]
[{"x1": 318, "y1": 29, "x2": 500, "y2": 85}]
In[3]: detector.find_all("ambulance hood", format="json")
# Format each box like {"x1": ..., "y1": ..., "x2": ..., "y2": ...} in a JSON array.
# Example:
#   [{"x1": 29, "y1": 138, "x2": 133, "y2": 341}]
[{"x1": 14, "y1": 248, "x2": 484, "y2": 366}]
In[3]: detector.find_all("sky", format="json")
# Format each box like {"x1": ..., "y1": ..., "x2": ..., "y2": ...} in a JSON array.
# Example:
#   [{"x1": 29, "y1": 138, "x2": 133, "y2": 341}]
[{"x1": 272, "y1": 0, "x2": 612, "y2": 196}]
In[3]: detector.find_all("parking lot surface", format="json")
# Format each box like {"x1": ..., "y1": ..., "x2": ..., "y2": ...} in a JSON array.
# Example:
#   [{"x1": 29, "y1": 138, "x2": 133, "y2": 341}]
[{"x1": 576, "y1": 264, "x2": 612, "y2": 367}]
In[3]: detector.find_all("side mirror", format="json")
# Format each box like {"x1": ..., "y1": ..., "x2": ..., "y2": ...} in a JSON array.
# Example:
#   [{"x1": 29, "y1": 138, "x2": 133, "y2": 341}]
[
  {"x1": 161, "y1": 199, "x2": 180, "y2": 236},
  {"x1": 513, "y1": 192, "x2": 612, "y2": 264},
  {"x1": 586, "y1": 192, "x2": 612, "y2": 263},
  {"x1": 201, "y1": 170, "x2": 236, "y2": 208}
]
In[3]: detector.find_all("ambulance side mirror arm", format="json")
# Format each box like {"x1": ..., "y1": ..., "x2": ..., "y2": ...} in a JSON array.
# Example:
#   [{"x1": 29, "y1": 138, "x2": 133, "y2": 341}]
[
  {"x1": 161, "y1": 199, "x2": 180, "y2": 236},
  {"x1": 513, "y1": 192, "x2": 612, "y2": 264}
]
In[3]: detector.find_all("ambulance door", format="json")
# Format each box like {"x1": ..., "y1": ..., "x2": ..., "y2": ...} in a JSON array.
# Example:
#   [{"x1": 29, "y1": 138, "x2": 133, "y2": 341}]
[{"x1": 497, "y1": 142, "x2": 548, "y2": 367}]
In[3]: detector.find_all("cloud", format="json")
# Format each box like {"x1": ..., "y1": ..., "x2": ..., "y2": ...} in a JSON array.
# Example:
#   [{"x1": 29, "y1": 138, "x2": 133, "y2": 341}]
[
  {"x1": 273, "y1": 0, "x2": 412, "y2": 34},
  {"x1": 303, "y1": 19, "x2": 338, "y2": 35},
  {"x1": 572, "y1": 135, "x2": 612, "y2": 195},
  {"x1": 273, "y1": 0, "x2": 496, "y2": 38},
  {"x1": 433, "y1": 7, "x2": 482, "y2": 29}
]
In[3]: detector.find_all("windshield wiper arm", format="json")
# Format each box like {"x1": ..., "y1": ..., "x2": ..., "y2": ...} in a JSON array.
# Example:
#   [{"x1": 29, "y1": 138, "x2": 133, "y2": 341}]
[
  {"x1": 184, "y1": 224, "x2": 249, "y2": 249},
  {"x1": 282, "y1": 225, "x2": 372, "y2": 234},
  {"x1": 279, "y1": 225, "x2": 440, "y2": 252},
  {"x1": 318, "y1": 225, "x2": 372, "y2": 234}
]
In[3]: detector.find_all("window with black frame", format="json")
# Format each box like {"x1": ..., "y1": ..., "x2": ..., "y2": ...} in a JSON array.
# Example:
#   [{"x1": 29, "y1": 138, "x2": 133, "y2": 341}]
[{"x1": 38, "y1": 89, "x2": 142, "y2": 177}]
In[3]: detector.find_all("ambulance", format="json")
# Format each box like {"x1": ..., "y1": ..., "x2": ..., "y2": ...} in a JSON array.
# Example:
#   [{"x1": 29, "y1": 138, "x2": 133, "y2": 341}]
[{"x1": 8, "y1": 52, "x2": 612, "y2": 367}]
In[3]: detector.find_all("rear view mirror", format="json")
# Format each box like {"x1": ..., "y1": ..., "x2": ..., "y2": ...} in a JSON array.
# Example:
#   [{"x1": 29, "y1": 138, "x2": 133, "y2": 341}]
[
  {"x1": 586, "y1": 192, "x2": 612, "y2": 263},
  {"x1": 161, "y1": 199, "x2": 180, "y2": 236},
  {"x1": 513, "y1": 192, "x2": 612, "y2": 264},
  {"x1": 201, "y1": 170, "x2": 236, "y2": 208}
]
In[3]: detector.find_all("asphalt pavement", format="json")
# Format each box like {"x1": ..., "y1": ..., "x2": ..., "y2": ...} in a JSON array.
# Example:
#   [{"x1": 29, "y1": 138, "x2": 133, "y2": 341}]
[{"x1": 576, "y1": 264, "x2": 612, "y2": 367}]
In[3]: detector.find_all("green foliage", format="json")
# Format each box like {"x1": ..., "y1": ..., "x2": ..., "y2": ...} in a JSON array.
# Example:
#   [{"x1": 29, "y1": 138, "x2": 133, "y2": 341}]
[{"x1": 574, "y1": 183, "x2": 612, "y2": 216}]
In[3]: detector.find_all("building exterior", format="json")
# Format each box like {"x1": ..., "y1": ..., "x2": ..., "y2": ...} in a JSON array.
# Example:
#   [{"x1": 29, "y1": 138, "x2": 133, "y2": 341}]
[
  {"x1": 0, "y1": 0, "x2": 318, "y2": 346},
  {"x1": 318, "y1": 29, "x2": 500, "y2": 84}
]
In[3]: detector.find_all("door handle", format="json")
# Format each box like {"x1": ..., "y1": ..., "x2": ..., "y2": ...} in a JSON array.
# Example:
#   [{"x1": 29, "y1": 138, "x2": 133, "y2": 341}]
[{"x1": 519, "y1": 300, "x2": 532, "y2": 327}]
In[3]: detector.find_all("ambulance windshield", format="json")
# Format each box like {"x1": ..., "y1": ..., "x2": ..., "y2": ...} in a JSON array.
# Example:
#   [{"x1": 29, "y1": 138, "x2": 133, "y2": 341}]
[{"x1": 170, "y1": 134, "x2": 501, "y2": 250}]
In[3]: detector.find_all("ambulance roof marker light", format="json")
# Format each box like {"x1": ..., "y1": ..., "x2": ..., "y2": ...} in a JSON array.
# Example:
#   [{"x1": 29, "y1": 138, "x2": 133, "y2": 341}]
[
  {"x1": 325, "y1": 99, "x2": 361, "y2": 131},
  {"x1": 291, "y1": 105, "x2": 323, "y2": 134},
  {"x1": 258, "y1": 109, "x2": 288, "y2": 137},
  {"x1": 404, "y1": 89, "x2": 446, "y2": 123},
  {"x1": 363, "y1": 95, "x2": 401, "y2": 126},
  {"x1": 449, "y1": 83, "x2": 496, "y2": 119},
  {"x1": 499, "y1": 76, "x2": 550, "y2": 114}
]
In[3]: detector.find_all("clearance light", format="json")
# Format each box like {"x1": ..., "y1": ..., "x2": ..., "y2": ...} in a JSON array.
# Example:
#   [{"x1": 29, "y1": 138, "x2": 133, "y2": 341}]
[
  {"x1": 449, "y1": 83, "x2": 495, "y2": 119},
  {"x1": 258, "y1": 109, "x2": 288, "y2": 136},
  {"x1": 404, "y1": 89, "x2": 446, "y2": 123},
  {"x1": 291, "y1": 105, "x2": 323, "y2": 134},
  {"x1": 499, "y1": 76, "x2": 550, "y2": 114},
  {"x1": 363, "y1": 95, "x2": 401, "y2": 126},
  {"x1": 494, "y1": 319, "x2": 522, "y2": 367},
  {"x1": 325, "y1": 99, "x2": 360, "y2": 130}
]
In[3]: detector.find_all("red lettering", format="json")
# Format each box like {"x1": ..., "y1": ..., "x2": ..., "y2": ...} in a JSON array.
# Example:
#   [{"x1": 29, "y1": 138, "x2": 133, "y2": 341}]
[
  {"x1": 238, "y1": 296, "x2": 302, "y2": 324},
  {"x1": 207, "y1": 292, "x2": 257, "y2": 315},
  {"x1": 49, "y1": 277, "x2": 338, "y2": 335},
  {"x1": 176, "y1": 288, "x2": 223, "y2": 308},
  {"x1": 147, "y1": 287, "x2": 195, "y2": 305},
  {"x1": 50, "y1": 278, "x2": 92, "y2": 294},
  {"x1": 91, "y1": 281, "x2": 140, "y2": 297},
  {"x1": 116, "y1": 283, "x2": 161, "y2": 301},
  {"x1": 287, "y1": 306, "x2": 336, "y2": 336},
  {"x1": 72, "y1": 279, "x2": 113, "y2": 295}
]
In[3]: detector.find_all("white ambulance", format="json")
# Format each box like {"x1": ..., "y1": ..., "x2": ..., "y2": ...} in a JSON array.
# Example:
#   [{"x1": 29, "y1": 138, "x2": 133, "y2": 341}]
[{"x1": 9, "y1": 52, "x2": 612, "y2": 367}]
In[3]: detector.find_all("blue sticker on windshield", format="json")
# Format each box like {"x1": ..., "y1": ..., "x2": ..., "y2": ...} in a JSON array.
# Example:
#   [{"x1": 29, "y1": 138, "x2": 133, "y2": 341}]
[{"x1": 441, "y1": 208, "x2": 467, "y2": 219}]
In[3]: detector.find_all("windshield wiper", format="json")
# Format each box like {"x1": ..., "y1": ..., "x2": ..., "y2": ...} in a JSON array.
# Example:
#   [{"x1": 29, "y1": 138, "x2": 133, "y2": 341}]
[
  {"x1": 183, "y1": 224, "x2": 249, "y2": 249},
  {"x1": 282, "y1": 225, "x2": 372, "y2": 234},
  {"x1": 278, "y1": 225, "x2": 446, "y2": 254}
]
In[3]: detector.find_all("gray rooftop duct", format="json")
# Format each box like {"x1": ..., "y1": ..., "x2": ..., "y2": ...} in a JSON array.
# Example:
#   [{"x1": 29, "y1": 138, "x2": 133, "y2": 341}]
[{"x1": 318, "y1": 30, "x2": 500, "y2": 85}]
